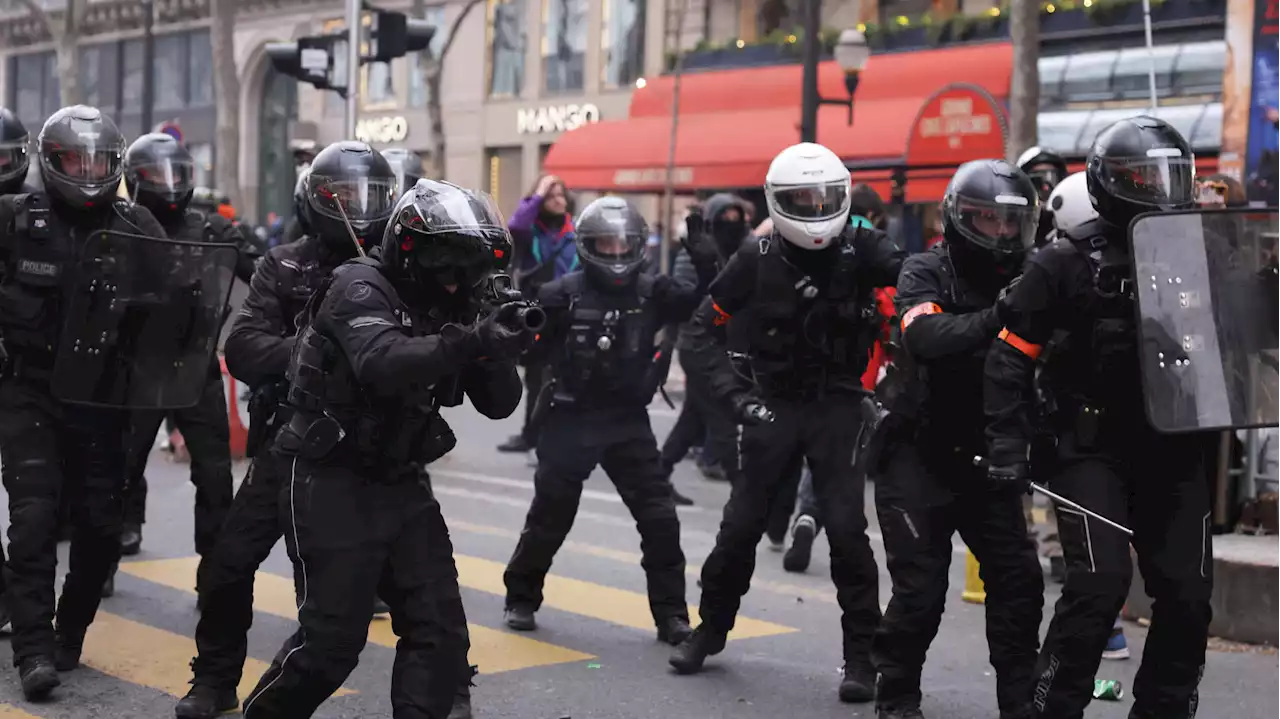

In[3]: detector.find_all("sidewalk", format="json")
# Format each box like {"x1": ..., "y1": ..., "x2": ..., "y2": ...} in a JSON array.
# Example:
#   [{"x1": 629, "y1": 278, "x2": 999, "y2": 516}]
[{"x1": 1125, "y1": 533, "x2": 1279, "y2": 646}]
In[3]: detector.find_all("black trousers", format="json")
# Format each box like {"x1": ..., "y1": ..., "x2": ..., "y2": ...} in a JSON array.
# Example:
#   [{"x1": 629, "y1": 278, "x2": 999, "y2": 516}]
[
  {"x1": 243, "y1": 459, "x2": 469, "y2": 719},
  {"x1": 765, "y1": 456, "x2": 812, "y2": 543},
  {"x1": 518, "y1": 360, "x2": 546, "y2": 445},
  {"x1": 871, "y1": 439, "x2": 1043, "y2": 714},
  {"x1": 1032, "y1": 428, "x2": 1213, "y2": 719},
  {"x1": 660, "y1": 351, "x2": 739, "y2": 474},
  {"x1": 697, "y1": 395, "x2": 880, "y2": 663},
  {"x1": 0, "y1": 378, "x2": 127, "y2": 663},
  {"x1": 504, "y1": 406, "x2": 688, "y2": 624},
  {"x1": 123, "y1": 366, "x2": 234, "y2": 556},
  {"x1": 190, "y1": 447, "x2": 289, "y2": 690}
]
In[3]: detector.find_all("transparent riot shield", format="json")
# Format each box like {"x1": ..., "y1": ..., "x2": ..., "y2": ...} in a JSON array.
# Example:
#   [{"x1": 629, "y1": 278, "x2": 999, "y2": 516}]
[
  {"x1": 1131, "y1": 209, "x2": 1279, "y2": 433},
  {"x1": 51, "y1": 230, "x2": 239, "y2": 409}
]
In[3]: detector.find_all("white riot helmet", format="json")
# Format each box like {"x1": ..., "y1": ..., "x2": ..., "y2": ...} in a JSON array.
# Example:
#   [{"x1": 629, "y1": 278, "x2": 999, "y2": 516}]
[
  {"x1": 764, "y1": 142, "x2": 851, "y2": 250},
  {"x1": 1047, "y1": 172, "x2": 1098, "y2": 233}
]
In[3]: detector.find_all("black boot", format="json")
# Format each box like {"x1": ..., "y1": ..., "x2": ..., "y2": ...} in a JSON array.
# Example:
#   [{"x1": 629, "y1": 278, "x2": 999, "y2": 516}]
[
  {"x1": 54, "y1": 629, "x2": 85, "y2": 672},
  {"x1": 668, "y1": 625, "x2": 727, "y2": 674},
  {"x1": 782, "y1": 514, "x2": 816, "y2": 573},
  {"x1": 503, "y1": 605, "x2": 536, "y2": 631},
  {"x1": 496, "y1": 434, "x2": 531, "y2": 453},
  {"x1": 120, "y1": 522, "x2": 143, "y2": 556},
  {"x1": 102, "y1": 563, "x2": 117, "y2": 598},
  {"x1": 175, "y1": 683, "x2": 239, "y2": 719},
  {"x1": 18, "y1": 656, "x2": 59, "y2": 700},
  {"x1": 671, "y1": 487, "x2": 694, "y2": 507},
  {"x1": 877, "y1": 705, "x2": 925, "y2": 719},
  {"x1": 656, "y1": 616, "x2": 693, "y2": 646},
  {"x1": 446, "y1": 667, "x2": 476, "y2": 719},
  {"x1": 372, "y1": 596, "x2": 390, "y2": 616},
  {"x1": 0, "y1": 595, "x2": 12, "y2": 633},
  {"x1": 839, "y1": 664, "x2": 876, "y2": 703}
]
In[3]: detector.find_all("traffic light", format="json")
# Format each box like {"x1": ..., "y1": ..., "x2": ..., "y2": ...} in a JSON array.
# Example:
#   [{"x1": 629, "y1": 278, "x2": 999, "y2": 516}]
[
  {"x1": 266, "y1": 36, "x2": 347, "y2": 94},
  {"x1": 370, "y1": 10, "x2": 436, "y2": 61}
]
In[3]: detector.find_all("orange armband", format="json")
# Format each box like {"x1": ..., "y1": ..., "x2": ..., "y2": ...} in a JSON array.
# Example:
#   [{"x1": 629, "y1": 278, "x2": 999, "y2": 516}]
[
  {"x1": 998, "y1": 328, "x2": 1042, "y2": 359},
  {"x1": 712, "y1": 302, "x2": 732, "y2": 327},
  {"x1": 900, "y1": 302, "x2": 942, "y2": 331}
]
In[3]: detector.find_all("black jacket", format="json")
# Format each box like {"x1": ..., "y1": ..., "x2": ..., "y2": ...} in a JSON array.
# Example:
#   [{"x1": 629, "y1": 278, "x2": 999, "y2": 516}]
[{"x1": 224, "y1": 235, "x2": 354, "y2": 388}]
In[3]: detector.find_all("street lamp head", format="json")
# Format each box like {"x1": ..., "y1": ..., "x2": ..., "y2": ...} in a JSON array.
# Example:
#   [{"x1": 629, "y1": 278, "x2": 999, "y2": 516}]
[{"x1": 833, "y1": 29, "x2": 870, "y2": 74}]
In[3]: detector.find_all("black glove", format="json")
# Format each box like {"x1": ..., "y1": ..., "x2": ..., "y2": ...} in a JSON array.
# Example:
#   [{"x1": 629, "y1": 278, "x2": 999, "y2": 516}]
[
  {"x1": 475, "y1": 303, "x2": 531, "y2": 360},
  {"x1": 986, "y1": 461, "x2": 1031, "y2": 494},
  {"x1": 994, "y1": 275, "x2": 1021, "y2": 326},
  {"x1": 679, "y1": 221, "x2": 720, "y2": 269},
  {"x1": 732, "y1": 394, "x2": 774, "y2": 426}
]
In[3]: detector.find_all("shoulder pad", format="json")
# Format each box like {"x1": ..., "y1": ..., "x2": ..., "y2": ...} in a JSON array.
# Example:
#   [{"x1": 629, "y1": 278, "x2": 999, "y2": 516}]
[{"x1": 329, "y1": 259, "x2": 392, "y2": 299}]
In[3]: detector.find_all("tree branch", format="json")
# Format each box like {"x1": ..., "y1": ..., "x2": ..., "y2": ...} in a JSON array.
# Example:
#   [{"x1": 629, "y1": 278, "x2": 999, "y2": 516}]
[
  {"x1": 439, "y1": 0, "x2": 481, "y2": 63},
  {"x1": 13, "y1": 0, "x2": 55, "y2": 38}
]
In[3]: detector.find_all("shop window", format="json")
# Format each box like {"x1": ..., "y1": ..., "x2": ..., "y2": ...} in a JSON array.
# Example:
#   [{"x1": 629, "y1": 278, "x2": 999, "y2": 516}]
[
  {"x1": 543, "y1": 0, "x2": 587, "y2": 94},
  {"x1": 79, "y1": 44, "x2": 118, "y2": 112},
  {"x1": 1038, "y1": 55, "x2": 1069, "y2": 109},
  {"x1": 1172, "y1": 41, "x2": 1226, "y2": 97},
  {"x1": 489, "y1": 0, "x2": 527, "y2": 98},
  {"x1": 1035, "y1": 111, "x2": 1083, "y2": 157},
  {"x1": 154, "y1": 33, "x2": 189, "y2": 112},
  {"x1": 1189, "y1": 103, "x2": 1223, "y2": 152},
  {"x1": 122, "y1": 39, "x2": 145, "y2": 114},
  {"x1": 10, "y1": 52, "x2": 58, "y2": 127},
  {"x1": 757, "y1": 0, "x2": 799, "y2": 36},
  {"x1": 365, "y1": 61, "x2": 396, "y2": 107},
  {"x1": 602, "y1": 0, "x2": 646, "y2": 88},
  {"x1": 408, "y1": 5, "x2": 447, "y2": 108},
  {"x1": 1111, "y1": 44, "x2": 1177, "y2": 102},
  {"x1": 1059, "y1": 50, "x2": 1118, "y2": 104},
  {"x1": 188, "y1": 30, "x2": 214, "y2": 108},
  {"x1": 189, "y1": 142, "x2": 214, "y2": 189}
]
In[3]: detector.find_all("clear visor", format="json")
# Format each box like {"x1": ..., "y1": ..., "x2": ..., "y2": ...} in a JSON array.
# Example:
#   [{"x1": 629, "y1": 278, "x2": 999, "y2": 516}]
[
  {"x1": 1027, "y1": 166, "x2": 1064, "y2": 200},
  {"x1": 0, "y1": 140, "x2": 28, "y2": 183},
  {"x1": 770, "y1": 182, "x2": 850, "y2": 220},
  {"x1": 133, "y1": 158, "x2": 195, "y2": 196},
  {"x1": 581, "y1": 232, "x2": 645, "y2": 268},
  {"x1": 43, "y1": 146, "x2": 122, "y2": 186},
  {"x1": 393, "y1": 188, "x2": 511, "y2": 275},
  {"x1": 307, "y1": 175, "x2": 397, "y2": 225},
  {"x1": 1096, "y1": 155, "x2": 1195, "y2": 207},
  {"x1": 953, "y1": 195, "x2": 1038, "y2": 254}
]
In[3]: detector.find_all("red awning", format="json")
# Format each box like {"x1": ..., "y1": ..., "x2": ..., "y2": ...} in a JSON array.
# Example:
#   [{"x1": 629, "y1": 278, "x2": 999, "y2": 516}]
[{"x1": 543, "y1": 42, "x2": 1013, "y2": 192}]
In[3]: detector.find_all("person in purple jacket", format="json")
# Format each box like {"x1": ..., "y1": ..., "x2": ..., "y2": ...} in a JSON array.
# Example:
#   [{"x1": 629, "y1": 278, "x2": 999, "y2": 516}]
[{"x1": 497, "y1": 174, "x2": 578, "y2": 453}]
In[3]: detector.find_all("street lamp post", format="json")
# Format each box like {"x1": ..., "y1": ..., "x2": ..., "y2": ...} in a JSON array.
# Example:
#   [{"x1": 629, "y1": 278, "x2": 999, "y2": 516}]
[
  {"x1": 141, "y1": 0, "x2": 156, "y2": 132},
  {"x1": 798, "y1": 0, "x2": 870, "y2": 145}
]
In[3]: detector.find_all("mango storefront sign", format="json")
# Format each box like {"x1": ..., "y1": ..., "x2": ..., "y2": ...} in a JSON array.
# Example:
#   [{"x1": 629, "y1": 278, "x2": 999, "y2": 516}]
[
  {"x1": 905, "y1": 84, "x2": 1009, "y2": 167},
  {"x1": 355, "y1": 116, "x2": 409, "y2": 144},
  {"x1": 517, "y1": 104, "x2": 602, "y2": 135}
]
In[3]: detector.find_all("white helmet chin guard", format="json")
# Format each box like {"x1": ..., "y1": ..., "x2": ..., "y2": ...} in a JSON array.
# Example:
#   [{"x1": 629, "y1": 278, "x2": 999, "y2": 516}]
[
  {"x1": 1047, "y1": 172, "x2": 1099, "y2": 233},
  {"x1": 765, "y1": 142, "x2": 852, "y2": 251}
]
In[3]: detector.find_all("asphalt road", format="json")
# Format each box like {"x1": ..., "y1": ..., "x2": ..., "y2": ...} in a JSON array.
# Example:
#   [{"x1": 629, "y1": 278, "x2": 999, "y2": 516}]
[{"x1": 0, "y1": 394, "x2": 1272, "y2": 719}]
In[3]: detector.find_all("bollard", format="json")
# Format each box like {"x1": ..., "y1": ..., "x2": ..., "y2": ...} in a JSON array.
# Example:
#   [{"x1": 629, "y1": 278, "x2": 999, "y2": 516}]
[
  {"x1": 222, "y1": 356, "x2": 248, "y2": 459},
  {"x1": 962, "y1": 549, "x2": 986, "y2": 604}
]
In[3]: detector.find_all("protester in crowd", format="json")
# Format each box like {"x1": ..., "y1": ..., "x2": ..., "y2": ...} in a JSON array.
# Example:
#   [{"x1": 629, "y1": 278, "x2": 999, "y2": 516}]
[
  {"x1": 1197, "y1": 173, "x2": 1247, "y2": 208},
  {"x1": 498, "y1": 174, "x2": 577, "y2": 455}
]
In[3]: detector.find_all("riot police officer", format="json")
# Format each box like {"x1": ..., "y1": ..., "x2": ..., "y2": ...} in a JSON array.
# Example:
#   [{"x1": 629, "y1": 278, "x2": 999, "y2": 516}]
[
  {"x1": 0, "y1": 105, "x2": 171, "y2": 699},
  {"x1": 381, "y1": 147, "x2": 425, "y2": 197},
  {"x1": 1016, "y1": 146, "x2": 1068, "y2": 247},
  {"x1": 501, "y1": 196, "x2": 717, "y2": 643},
  {"x1": 176, "y1": 142, "x2": 405, "y2": 718},
  {"x1": 985, "y1": 116, "x2": 1210, "y2": 718},
  {"x1": 872, "y1": 160, "x2": 1044, "y2": 719},
  {"x1": 670, "y1": 143, "x2": 904, "y2": 704},
  {"x1": 0, "y1": 107, "x2": 30, "y2": 196},
  {"x1": 116, "y1": 133, "x2": 259, "y2": 565},
  {"x1": 241, "y1": 179, "x2": 527, "y2": 718}
]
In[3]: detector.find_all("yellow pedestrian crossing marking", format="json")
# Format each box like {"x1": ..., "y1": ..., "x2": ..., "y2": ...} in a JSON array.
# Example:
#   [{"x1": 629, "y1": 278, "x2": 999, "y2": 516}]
[
  {"x1": 82, "y1": 612, "x2": 355, "y2": 702},
  {"x1": 0, "y1": 705, "x2": 42, "y2": 718},
  {"x1": 451, "y1": 555, "x2": 797, "y2": 640},
  {"x1": 120, "y1": 558, "x2": 593, "y2": 674}
]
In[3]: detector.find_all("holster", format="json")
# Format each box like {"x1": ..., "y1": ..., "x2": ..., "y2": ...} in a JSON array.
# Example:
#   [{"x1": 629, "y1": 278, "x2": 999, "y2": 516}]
[{"x1": 245, "y1": 381, "x2": 288, "y2": 458}]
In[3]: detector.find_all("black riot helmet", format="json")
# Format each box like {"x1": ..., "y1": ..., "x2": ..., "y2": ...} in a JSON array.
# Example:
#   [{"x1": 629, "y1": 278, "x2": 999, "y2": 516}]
[
  {"x1": 1016, "y1": 145, "x2": 1069, "y2": 202},
  {"x1": 1086, "y1": 115, "x2": 1195, "y2": 230},
  {"x1": 942, "y1": 159, "x2": 1039, "y2": 281},
  {"x1": 124, "y1": 133, "x2": 195, "y2": 222},
  {"x1": 382, "y1": 179, "x2": 512, "y2": 302},
  {"x1": 304, "y1": 141, "x2": 397, "y2": 251},
  {"x1": 381, "y1": 148, "x2": 425, "y2": 198},
  {"x1": 0, "y1": 107, "x2": 30, "y2": 195},
  {"x1": 293, "y1": 166, "x2": 312, "y2": 236},
  {"x1": 38, "y1": 105, "x2": 125, "y2": 211},
  {"x1": 575, "y1": 197, "x2": 649, "y2": 290}
]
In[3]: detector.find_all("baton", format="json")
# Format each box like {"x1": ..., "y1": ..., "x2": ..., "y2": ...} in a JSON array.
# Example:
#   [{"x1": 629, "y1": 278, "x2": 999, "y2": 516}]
[{"x1": 972, "y1": 456, "x2": 1134, "y2": 536}]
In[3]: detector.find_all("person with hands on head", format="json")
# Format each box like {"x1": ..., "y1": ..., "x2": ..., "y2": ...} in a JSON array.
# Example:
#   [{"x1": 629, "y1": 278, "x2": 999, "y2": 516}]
[
  {"x1": 500, "y1": 196, "x2": 719, "y2": 646},
  {"x1": 984, "y1": 116, "x2": 1213, "y2": 719},
  {"x1": 670, "y1": 143, "x2": 904, "y2": 705},
  {"x1": 871, "y1": 159, "x2": 1044, "y2": 719},
  {"x1": 497, "y1": 173, "x2": 576, "y2": 454},
  {"x1": 240, "y1": 179, "x2": 526, "y2": 719}
]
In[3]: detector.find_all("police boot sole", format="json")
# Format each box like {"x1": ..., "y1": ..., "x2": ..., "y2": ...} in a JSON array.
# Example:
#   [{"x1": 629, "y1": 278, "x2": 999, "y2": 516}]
[{"x1": 783, "y1": 523, "x2": 815, "y2": 573}]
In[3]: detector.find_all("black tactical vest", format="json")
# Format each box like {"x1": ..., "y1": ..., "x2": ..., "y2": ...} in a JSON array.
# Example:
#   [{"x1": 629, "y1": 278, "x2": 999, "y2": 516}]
[
  {"x1": 550, "y1": 273, "x2": 668, "y2": 409},
  {"x1": 0, "y1": 193, "x2": 79, "y2": 363}
]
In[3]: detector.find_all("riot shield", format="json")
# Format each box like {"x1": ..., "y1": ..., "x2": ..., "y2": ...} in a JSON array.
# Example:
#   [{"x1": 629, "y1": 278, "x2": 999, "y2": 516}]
[
  {"x1": 51, "y1": 230, "x2": 239, "y2": 410},
  {"x1": 1131, "y1": 209, "x2": 1279, "y2": 433}
]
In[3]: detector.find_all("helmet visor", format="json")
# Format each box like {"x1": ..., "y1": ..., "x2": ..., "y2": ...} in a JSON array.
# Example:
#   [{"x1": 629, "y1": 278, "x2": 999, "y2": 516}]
[
  {"x1": 133, "y1": 158, "x2": 194, "y2": 196},
  {"x1": 770, "y1": 182, "x2": 850, "y2": 220},
  {"x1": 44, "y1": 146, "x2": 121, "y2": 186},
  {"x1": 0, "y1": 139, "x2": 28, "y2": 184},
  {"x1": 1027, "y1": 166, "x2": 1064, "y2": 200},
  {"x1": 308, "y1": 175, "x2": 397, "y2": 225},
  {"x1": 1096, "y1": 154, "x2": 1195, "y2": 208},
  {"x1": 394, "y1": 188, "x2": 511, "y2": 275},
  {"x1": 580, "y1": 232, "x2": 645, "y2": 269},
  {"x1": 953, "y1": 194, "x2": 1038, "y2": 254}
]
